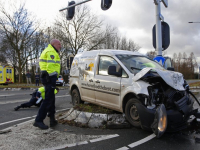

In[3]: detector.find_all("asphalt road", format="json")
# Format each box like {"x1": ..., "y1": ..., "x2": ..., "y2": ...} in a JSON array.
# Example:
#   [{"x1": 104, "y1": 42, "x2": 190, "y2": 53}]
[
  {"x1": 0, "y1": 89, "x2": 72, "y2": 130},
  {"x1": 1, "y1": 89, "x2": 200, "y2": 150}
]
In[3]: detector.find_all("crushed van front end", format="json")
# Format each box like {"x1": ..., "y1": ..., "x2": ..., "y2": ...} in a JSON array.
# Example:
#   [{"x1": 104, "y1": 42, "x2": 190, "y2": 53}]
[{"x1": 131, "y1": 68, "x2": 199, "y2": 137}]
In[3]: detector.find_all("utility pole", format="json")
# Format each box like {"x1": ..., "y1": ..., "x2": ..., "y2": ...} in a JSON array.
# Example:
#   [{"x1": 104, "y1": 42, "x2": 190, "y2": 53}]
[
  {"x1": 154, "y1": 0, "x2": 163, "y2": 56},
  {"x1": 154, "y1": 0, "x2": 168, "y2": 56}
]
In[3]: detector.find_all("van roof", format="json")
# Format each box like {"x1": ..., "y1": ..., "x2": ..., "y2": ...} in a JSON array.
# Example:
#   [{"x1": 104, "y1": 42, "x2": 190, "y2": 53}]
[{"x1": 79, "y1": 49, "x2": 145, "y2": 56}]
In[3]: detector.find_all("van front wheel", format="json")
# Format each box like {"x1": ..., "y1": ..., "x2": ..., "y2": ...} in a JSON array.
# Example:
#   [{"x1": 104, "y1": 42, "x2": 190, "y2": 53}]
[
  {"x1": 125, "y1": 98, "x2": 141, "y2": 128},
  {"x1": 72, "y1": 89, "x2": 84, "y2": 105}
]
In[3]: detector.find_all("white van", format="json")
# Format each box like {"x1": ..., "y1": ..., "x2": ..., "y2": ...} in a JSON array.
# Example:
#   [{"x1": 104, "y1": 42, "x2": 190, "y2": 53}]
[{"x1": 69, "y1": 49, "x2": 198, "y2": 137}]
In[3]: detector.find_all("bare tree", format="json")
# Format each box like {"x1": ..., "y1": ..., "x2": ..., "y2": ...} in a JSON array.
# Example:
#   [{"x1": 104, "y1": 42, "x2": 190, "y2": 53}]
[
  {"x1": 0, "y1": 2, "x2": 40, "y2": 83},
  {"x1": 53, "y1": 5, "x2": 105, "y2": 55}
]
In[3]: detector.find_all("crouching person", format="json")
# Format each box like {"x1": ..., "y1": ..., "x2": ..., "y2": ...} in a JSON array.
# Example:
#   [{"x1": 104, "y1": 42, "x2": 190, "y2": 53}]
[{"x1": 14, "y1": 87, "x2": 59, "y2": 111}]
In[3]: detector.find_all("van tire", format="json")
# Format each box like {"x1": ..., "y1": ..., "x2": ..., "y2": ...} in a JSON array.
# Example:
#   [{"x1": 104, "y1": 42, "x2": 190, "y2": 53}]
[
  {"x1": 125, "y1": 98, "x2": 141, "y2": 128},
  {"x1": 72, "y1": 88, "x2": 84, "y2": 105}
]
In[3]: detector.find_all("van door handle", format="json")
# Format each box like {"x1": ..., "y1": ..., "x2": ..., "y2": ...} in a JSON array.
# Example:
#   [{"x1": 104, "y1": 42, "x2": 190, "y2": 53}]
[
  {"x1": 89, "y1": 79, "x2": 93, "y2": 82},
  {"x1": 96, "y1": 80, "x2": 100, "y2": 83}
]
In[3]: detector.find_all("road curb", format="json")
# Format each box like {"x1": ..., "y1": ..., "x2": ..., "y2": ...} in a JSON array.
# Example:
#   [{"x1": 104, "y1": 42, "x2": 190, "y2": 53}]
[{"x1": 57, "y1": 108, "x2": 131, "y2": 129}]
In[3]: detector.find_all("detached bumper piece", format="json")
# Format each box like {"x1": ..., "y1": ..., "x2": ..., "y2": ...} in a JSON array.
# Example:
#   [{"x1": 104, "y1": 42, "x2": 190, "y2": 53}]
[{"x1": 135, "y1": 95, "x2": 194, "y2": 137}]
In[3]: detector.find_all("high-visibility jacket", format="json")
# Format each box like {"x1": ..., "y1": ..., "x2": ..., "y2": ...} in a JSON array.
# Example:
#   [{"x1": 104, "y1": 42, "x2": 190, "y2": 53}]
[
  {"x1": 39, "y1": 44, "x2": 60, "y2": 77},
  {"x1": 36, "y1": 87, "x2": 58, "y2": 99}
]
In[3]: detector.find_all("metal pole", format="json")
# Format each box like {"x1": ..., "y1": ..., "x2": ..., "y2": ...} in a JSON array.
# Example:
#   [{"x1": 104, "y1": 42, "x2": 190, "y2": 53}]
[
  {"x1": 59, "y1": 0, "x2": 92, "y2": 11},
  {"x1": 155, "y1": 1, "x2": 162, "y2": 56}
]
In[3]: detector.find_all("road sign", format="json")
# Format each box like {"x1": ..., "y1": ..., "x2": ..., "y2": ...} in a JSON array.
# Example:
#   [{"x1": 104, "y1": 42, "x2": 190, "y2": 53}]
[
  {"x1": 153, "y1": 56, "x2": 166, "y2": 65},
  {"x1": 153, "y1": 22, "x2": 170, "y2": 51}
]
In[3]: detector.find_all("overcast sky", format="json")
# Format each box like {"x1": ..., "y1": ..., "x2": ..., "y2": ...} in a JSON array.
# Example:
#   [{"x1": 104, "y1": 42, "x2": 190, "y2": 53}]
[{"x1": 3, "y1": 0, "x2": 200, "y2": 64}]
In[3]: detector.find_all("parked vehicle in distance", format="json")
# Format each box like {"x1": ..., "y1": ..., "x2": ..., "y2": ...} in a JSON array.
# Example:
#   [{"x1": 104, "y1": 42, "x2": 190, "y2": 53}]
[
  {"x1": 69, "y1": 49, "x2": 200, "y2": 138},
  {"x1": 0, "y1": 65, "x2": 14, "y2": 85},
  {"x1": 56, "y1": 75, "x2": 65, "y2": 86}
]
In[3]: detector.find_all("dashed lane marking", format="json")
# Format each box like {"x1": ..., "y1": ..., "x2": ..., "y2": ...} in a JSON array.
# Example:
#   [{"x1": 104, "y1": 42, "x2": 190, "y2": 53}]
[
  {"x1": 116, "y1": 134, "x2": 156, "y2": 150},
  {"x1": 90, "y1": 134, "x2": 119, "y2": 143},
  {"x1": 116, "y1": 147, "x2": 129, "y2": 150},
  {"x1": 0, "y1": 95, "x2": 70, "y2": 104},
  {"x1": 44, "y1": 134, "x2": 119, "y2": 150},
  {"x1": 128, "y1": 133, "x2": 156, "y2": 148},
  {"x1": 0, "y1": 108, "x2": 70, "y2": 126}
]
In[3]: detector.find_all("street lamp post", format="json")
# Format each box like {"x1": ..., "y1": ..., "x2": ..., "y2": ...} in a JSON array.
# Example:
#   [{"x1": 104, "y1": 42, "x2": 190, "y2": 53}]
[{"x1": 189, "y1": 21, "x2": 200, "y2": 79}]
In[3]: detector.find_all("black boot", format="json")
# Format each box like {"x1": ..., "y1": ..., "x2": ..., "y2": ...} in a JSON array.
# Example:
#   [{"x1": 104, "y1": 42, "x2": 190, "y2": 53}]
[
  {"x1": 50, "y1": 117, "x2": 58, "y2": 127},
  {"x1": 14, "y1": 106, "x2": 21, "y2": 111},
  {"x1": 33, "y1": 121, "x2": 49, "y2": 130}
]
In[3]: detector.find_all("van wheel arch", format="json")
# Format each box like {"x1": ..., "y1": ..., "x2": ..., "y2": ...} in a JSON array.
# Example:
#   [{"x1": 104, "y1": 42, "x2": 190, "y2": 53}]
[
  {"x1": 122, "y1": 93, "x2": 138, "y2": 113},
  {"x1": 125, "y1": 98, "x2": 141, "y2": 128},
  {"x1": 71, "y1": 86, "x2": 84, "y2": 105}
]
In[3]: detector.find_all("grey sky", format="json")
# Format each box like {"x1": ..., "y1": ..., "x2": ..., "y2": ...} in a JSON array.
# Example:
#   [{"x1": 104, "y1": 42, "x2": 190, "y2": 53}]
[
  {"x1": 4, "y1": 0, "x2": 200, "y2": 64},
  {"x1": 87, "y1": 0, "x2": 200, "y2": 64}
]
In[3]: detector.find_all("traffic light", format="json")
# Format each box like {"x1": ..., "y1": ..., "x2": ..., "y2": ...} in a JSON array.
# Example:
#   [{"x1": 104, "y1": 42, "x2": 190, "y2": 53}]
[
  {"x1": 101, "y1": 0, "x2": 112, "y2": 10},
  {"x1": 67, "y1": 1, "x2": 75, "y2": 20},
  {"x1": 152, "y1": 22, "x2": 170, "y2": 51}
]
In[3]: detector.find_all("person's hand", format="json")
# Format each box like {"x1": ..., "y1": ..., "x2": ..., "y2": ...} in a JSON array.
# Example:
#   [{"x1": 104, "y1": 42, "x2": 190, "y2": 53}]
[{"x1": 36, "y1": 97, "x2": 39, "y2": 99}]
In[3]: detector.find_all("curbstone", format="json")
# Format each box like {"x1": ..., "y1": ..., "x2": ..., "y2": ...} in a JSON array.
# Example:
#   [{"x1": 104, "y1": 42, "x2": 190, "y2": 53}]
[
  {"x1": 64, "y1": 109, "x2": 81, "y2": 121},
  {"x1": 74, "y1": 111, "x2": 92, "y2": 124},
  {"x1": 59, "y1": 108, "x2": 131, "y2": 129}
]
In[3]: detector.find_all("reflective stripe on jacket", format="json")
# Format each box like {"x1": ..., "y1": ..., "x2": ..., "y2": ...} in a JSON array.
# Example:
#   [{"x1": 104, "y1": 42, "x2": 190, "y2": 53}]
[
  {"x1": 36, "y1": 87, "x2": 58, "y2": 99},
  {"x1": 39, "y1": 44, "x2": 60, "y2": 76}
]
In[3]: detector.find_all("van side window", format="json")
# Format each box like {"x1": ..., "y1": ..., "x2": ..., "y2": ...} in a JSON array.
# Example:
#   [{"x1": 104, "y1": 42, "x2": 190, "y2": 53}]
[
  {"x1": 98, "y1": 56, "x2": 120, "y2": 76},
  {"x1": 122, "y1": 70, "x2": 128, "y2": 78}
]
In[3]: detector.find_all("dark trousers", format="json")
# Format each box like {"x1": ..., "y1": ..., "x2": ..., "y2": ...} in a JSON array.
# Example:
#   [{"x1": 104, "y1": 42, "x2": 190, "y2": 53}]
[
  {"x1": 35, "y1": 80, "x2": 39, "y2": 86},
  {"x1": 35, "y1": 75, "x2": 57, "y2": 122},
  {"x1": 21, "y1": 97, "x2": 37, "y2": 108}
]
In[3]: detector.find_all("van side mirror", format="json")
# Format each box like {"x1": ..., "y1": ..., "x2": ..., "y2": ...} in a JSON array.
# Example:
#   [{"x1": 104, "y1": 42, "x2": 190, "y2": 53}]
[
  {"x1": 108, "y1": 66, "x2": 121, "y2": 77},
  {"x1": 167, "y1": 67, "x2": 174, "y2": 71}
]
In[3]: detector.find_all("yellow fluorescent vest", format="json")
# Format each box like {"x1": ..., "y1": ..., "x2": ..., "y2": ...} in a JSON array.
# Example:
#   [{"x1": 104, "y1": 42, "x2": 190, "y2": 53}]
[
  {"x1": 38, "y1": 87, "x2": 58, "y2": 99},
  {"x1": 39, "y1": 44, "x2": 60, "y2": 76}
]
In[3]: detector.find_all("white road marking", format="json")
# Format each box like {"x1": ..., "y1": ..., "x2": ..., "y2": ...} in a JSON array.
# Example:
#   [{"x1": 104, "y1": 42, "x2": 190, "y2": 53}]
[
  {"x1": 116, "y1": 146, "x2": 129, "y2": 150},
  {"x1": 0, "y1": 94, "x2": 18, "y2": 97},
  {"x1": 128, "y1": 134, "x2": 156, "y2": 148},
  {"x1": 0, "y1": 95, "x2": 70, "y2": 104},
  {"x1": 0, "y1": 116, "x2": 33, "y2": 126},
  {"x1": 44, "y1": 134, "x2": 119, "y2": 150},
  {"x1": 0, "y1": 108, "x2": 70, "y2": 126},
  {"x1": 90, "y1": 134, "x2": 119, "y2": 143}
]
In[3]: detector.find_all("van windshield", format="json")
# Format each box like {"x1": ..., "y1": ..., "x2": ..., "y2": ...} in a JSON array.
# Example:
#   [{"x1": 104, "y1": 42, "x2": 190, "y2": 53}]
[{"x1": 116, "y1": 54, "x2": 165, "y2": 74}]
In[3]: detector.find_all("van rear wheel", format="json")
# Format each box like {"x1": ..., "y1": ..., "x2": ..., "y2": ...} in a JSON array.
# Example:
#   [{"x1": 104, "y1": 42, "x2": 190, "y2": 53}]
[
  {"x1": 125, "y1": 98, "x2": 141, "y2": 128},
  {"x1": 72, "y1": 88, "x2": 84, "y2": 106}
]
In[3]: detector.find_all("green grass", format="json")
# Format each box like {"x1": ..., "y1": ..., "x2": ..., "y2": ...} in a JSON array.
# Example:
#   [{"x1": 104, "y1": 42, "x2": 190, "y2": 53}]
[
  {"x1": 0, "y1": 83, "x2": 68, "y2": 89},
  {"x1": 73, "y1": 103, "x2": 119, "y2": 114},
  {"x1": 189, "y1": 82, "x2": 200, "y2": 87}
]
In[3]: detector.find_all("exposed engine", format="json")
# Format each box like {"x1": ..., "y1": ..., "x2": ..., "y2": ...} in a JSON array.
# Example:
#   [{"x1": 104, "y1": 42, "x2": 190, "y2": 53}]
[{"x1": 140, "y1": 71, "x2": 191, "y2": 111}]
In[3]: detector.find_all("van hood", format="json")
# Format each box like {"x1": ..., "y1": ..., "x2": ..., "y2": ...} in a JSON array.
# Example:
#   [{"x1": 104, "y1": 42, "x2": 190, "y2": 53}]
[{"x1": 133, "y1": 68, "x2": 185, "y2": 91}]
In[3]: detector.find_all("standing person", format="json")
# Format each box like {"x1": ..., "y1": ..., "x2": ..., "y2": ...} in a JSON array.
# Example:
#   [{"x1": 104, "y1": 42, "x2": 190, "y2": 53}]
[
  {"x1": 26, "y1": 71, "x2": 32, "y2": 84},
  {"x1": 14, "y1": 87, "x2": 59, "y2": 111},
  {"x1": 33, "y1": 39, "x2": 61, "y2": 130},
  {"x1": 35, "y1": 72, "x2": 40, "y2": 86}
]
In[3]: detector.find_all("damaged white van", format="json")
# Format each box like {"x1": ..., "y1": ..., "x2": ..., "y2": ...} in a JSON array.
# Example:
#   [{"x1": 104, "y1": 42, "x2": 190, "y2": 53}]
[{"x1": 69, "y1": 50, "x2": 200, "y2": 137}]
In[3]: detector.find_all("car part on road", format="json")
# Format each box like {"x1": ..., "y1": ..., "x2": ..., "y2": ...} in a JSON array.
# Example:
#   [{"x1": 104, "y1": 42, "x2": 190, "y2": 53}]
[{"x1": 151, "y1": 104, "x2": 167, "y2": 138}]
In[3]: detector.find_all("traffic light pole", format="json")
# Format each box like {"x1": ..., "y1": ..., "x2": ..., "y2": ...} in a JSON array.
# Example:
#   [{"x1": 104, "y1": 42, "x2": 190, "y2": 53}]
[{"x1": 155, "y1": 1, "x2": 162, "y2": 56}]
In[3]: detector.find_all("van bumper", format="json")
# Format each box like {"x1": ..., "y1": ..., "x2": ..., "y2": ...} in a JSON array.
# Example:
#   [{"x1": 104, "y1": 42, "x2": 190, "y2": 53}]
[{"x1": 135, "y1": 98, "x2": 194, "y2": 132}]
